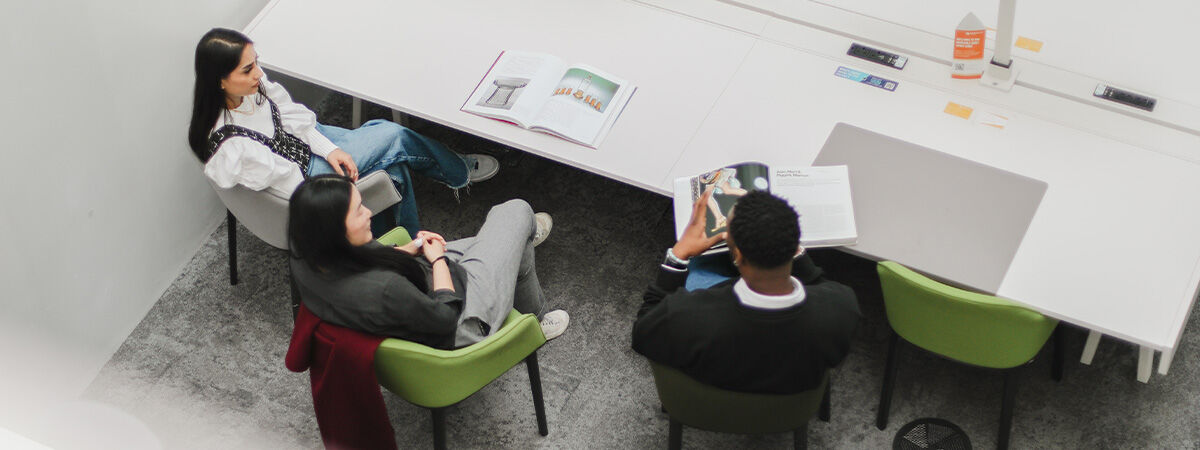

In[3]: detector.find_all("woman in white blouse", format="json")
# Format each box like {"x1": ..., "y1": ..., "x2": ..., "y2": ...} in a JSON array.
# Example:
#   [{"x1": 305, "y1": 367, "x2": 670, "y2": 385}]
[{"x1": 188, "y1": 28, "x2": 499, "y2": 235}]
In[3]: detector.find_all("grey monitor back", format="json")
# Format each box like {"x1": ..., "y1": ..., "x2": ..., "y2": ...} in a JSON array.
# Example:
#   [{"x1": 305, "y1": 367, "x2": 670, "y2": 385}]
[{"x1": 813, "y1": 123, "x2": 1047, "y2": 293}]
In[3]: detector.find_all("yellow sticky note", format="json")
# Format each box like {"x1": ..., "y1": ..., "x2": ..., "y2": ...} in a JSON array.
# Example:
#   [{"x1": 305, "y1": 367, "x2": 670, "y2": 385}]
[
  {"x1": 1015, "y1": 36, "x2": 1043, "y2": 52},
  {"x1": 944, "y1": 102, "x2": 974, "y2": 119}
]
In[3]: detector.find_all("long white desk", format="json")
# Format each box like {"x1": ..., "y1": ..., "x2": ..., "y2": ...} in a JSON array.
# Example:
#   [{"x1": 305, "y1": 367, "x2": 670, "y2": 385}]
[
  {"x1": 685, "y1": 0, "x2": 1200, "y2": 137},
  {"x1": 246, "y1": 0, "x2": 757, "y2": 194},
  {"x1": 641, "y1": 0, "x2": 1200, "y2": 381},
  {"x1": 666, "y1": 35, "x2": 1200, "y2": 379},
  {"x1": 787, "y1": 0, "x2": 1200, "y2": 109},
  {"x1": 247, "y1": 0, "x2": 1200, "y2": 381}
]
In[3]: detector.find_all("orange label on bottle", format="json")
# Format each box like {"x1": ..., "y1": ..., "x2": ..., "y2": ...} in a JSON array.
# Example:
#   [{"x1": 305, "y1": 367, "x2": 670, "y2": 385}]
[{"x1": 953, "y1": 29, "x2": 985, "y2": 59}]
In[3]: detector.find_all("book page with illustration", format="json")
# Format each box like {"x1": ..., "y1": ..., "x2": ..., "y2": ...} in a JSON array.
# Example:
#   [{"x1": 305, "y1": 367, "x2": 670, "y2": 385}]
[
  {"x1": 673, "y1": 162, "x2": 771, "y2": 240},
  {"x1": 463, "y1": 51, "x2": 636, "y2": 148},
  {"x1": 528, "y1": 64, "x2": 635, "y2": 147},
  {"x1": 462, "y1": 51, "x2": 567, "y2": 128}
]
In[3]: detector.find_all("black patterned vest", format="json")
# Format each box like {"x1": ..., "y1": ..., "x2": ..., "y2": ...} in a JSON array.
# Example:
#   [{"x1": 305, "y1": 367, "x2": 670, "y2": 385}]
[{"x1": 207, "y1": 97, "x2": 312, "y2": 172}]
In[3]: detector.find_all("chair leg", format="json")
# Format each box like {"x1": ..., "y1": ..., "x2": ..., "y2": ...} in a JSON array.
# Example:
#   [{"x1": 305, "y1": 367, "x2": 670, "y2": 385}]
[
  {"x1": 289, "y1": 267, "x2": 301, "y2": 321},
  {"x1": 668, "y1": 418, "x2": 682, "y2": 450},
  {"x1": 998, "y1": 368, "x2": 1020, "y2": 450},
  {"x1": 226, "y1": 210, "x2": 238, "y2": 285},
  {"x1": 818, "y1": 379, "x2": 831, "y2": 422},
  {"x1": 876, "y1": 330, "x2": 901, "y2": 430},
  {"x1": 525, "y1": 352, "x2": 549, "y2": 436},
  {"x1": 1052, "y1": 325, "x2": 1065, "y2": 382},
  {"x1": 794, "y1": 422, "x2": 808, "y2": 450},
  {"x1": 431, "y1": 408, "x2": 447, "y2": 450}
]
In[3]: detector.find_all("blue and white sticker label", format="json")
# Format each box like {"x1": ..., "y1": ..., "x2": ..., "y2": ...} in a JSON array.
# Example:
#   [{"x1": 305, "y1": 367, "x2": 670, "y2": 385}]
[{"x1": 834, "y1": 66, "x2": 898, "y2": 91}]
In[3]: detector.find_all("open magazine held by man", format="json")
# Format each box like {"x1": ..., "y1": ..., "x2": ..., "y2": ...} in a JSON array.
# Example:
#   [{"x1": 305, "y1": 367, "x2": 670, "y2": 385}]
[{"x1": 674, "y1": 162, "x2": 859, "y2": 251}]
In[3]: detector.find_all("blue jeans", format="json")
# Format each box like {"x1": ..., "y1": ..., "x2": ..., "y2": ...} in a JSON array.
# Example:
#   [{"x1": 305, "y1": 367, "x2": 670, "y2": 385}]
[
  {"x1": 309, "y1": 120, "x2": 469, "y2": 235},
  {"x1": 685, "y1": 252, "x2": 738, "y2": 291}
]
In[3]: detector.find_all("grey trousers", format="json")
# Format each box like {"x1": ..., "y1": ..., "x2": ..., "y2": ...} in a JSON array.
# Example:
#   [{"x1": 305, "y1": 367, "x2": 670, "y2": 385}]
[{"x1": 445, "y1": 199, "x2": 547, "y2": 347}]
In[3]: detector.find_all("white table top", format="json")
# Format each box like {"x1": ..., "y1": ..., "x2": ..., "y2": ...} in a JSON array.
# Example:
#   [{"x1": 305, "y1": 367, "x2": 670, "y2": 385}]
[
  {"x1": 666, "y1": 37, "x2": 1200, "y2": 351},
  {"x1": 247, "y1": 0, "x2": 756, "y2": 194},
  {"x1": 704, "y1": 0, "x2": 1200, "y2": 136},
  {"x1": 248, "y1": 0, "x2": 1200, "y2": 354},
  {"x1": 798, "y1": 0, "x2": 1200, "y2": 109}
]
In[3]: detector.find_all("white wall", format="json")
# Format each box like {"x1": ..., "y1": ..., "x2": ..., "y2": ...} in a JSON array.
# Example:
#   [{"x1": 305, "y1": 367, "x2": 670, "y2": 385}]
[{"x1": 0, "y1": 0, "x2": 270, "y2": 442}]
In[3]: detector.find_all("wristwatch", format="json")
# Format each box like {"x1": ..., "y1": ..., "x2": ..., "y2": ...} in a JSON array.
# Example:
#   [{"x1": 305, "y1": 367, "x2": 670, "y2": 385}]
[{"x1": 663, "y1": 248, "x2": 690, "y2": 270}]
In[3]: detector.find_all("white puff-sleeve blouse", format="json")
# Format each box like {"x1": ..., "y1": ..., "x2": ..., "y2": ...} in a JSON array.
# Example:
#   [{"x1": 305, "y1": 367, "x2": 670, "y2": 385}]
[{"x1": 203, "y1": 73, "x2": 339, "y2": 197}]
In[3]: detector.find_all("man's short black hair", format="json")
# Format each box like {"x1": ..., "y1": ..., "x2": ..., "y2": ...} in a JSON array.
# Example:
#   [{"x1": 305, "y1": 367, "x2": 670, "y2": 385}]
[{"x1": 728, "y1": 191, "x2": 800, "y2": 269}]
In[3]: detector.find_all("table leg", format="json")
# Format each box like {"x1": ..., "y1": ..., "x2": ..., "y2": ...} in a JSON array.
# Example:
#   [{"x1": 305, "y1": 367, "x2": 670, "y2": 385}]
[
  {"x1": 1080, "y1": 330, "x2": 1101, "y2": 365},
  {"x1": 1157, "y1": 347, "x2": 1174, "y2": 376},
  {"x1": 1137, "y1": 346, "x2": 1154, "y2": 383},
  {"x1": 352, "y1": 97, "x2": 363, "y2": 128}
]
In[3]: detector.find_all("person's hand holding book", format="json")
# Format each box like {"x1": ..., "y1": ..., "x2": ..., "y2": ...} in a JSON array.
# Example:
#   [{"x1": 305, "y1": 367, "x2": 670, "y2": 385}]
[{"x1": 672, "y1": 187, "x2": 727, "y2": 260}]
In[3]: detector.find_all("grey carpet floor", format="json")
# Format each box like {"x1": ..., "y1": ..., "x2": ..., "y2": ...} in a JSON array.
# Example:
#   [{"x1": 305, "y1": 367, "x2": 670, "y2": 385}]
[{"x1": 85, "y1": 93, "x2": 1200, "y2": 449}]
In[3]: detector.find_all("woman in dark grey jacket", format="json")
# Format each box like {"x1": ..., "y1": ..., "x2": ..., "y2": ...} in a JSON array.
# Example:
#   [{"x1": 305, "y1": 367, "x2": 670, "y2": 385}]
[{"x1": 287, "y1": 175, "x2": 568, "y2": 349}]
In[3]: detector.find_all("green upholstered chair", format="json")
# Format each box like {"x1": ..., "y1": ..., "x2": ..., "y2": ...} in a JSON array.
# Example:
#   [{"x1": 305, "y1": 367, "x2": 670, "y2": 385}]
[
  {"x1": 372, "y1": 228, "x2": 550, "y2": 450},
  {"x1": 650, "y1": 362, "x2": 831, "y2": 450},
  {"x1": 875, "y1": 261, "x2": 1063, "y2": 450}
]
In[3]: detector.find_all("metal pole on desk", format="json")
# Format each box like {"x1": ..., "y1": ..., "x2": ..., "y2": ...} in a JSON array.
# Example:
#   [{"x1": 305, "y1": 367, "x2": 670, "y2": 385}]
[{"x1": 981, "y1": 0, "x2": 1020, "y2": 91}]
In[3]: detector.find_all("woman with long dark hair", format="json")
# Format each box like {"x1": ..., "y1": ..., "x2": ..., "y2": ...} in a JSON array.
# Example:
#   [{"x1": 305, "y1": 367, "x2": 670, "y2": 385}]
[
  {"x1": 189, "y1": 28, "x2": 500, "y2": 235},
  {"x1": 287, "y1": 175, "x2": 569, "y2": 348}
]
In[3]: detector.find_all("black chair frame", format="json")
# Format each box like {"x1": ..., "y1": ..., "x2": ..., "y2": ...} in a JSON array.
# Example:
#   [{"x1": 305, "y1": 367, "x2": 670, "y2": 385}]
[
  {"x1": 227, "y1": 210, "x2": 238, "y2": 285},
  {"x1": 875, "y1": 324, "x2": 1064, "y2": 450},
  {"x1": 425, "y1": 352, "x2": 548, "y2": 450}
]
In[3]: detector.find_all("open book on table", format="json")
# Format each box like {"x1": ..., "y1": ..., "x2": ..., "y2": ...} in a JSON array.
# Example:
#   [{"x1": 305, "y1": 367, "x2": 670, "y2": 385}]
[
  {"x1": 461, "y1": 50, "x2": 637, "y2": 148},
  {"x1": 672, "y1": 162, "x2": 859, "y2": 251}
]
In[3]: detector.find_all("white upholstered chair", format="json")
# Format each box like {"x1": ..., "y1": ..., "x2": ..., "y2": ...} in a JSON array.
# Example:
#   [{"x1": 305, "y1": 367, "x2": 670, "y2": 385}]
[{"x1": 209, "y1": 170, "x2": 401, "y2": 284}]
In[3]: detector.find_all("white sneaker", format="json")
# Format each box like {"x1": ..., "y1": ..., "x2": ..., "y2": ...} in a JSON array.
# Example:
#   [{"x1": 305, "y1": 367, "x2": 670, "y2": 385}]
[
  {"x1": 533, "y1": 213, "x2": 553, "y2": 247},
  {"x1": 540, "y1": 310, "x2": 569, "y2": 340},
  {"x1": 463, "y1": 154, "x2": 499, "y2": 183}
]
